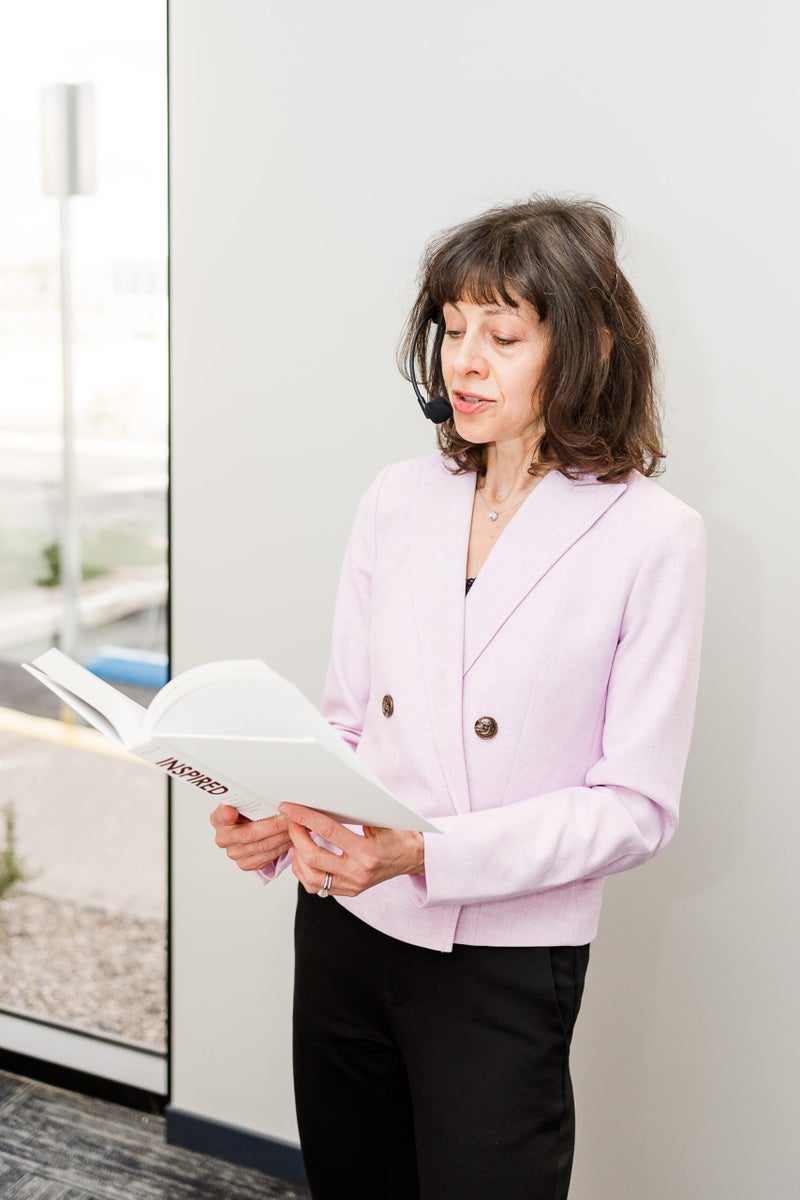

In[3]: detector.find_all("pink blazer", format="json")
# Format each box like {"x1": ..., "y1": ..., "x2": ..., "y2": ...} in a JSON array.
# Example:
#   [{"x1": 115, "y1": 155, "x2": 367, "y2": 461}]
[{"x1": 266, "y1": 454, "x2": 706, "y2": 952}]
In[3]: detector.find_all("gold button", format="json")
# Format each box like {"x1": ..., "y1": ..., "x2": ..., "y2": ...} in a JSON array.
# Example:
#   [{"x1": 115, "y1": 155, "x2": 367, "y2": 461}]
[
  {"x1": 474, "y1": 716, "x2": 498, "y2": 740},
  {"x1": 381, "y1": 694, "x2": 394, "y2": 718}
]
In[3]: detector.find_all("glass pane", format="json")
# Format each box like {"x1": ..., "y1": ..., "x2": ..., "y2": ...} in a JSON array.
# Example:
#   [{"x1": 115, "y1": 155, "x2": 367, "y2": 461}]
[{"x1": 0, "y1": 2, "x2": 168, "y2": 1060}]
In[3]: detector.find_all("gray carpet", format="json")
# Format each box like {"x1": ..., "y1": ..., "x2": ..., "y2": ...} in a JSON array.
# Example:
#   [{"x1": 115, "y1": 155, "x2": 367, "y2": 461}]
[{"x1": 0, "y1": 1070, "x2": 310, "y2": 1200}]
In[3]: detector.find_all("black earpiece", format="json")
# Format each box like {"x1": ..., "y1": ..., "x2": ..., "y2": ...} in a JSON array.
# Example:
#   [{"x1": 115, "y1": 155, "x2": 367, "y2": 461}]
[{"x1": 408, "y1": 316, "x2": 453, "y2": 424}]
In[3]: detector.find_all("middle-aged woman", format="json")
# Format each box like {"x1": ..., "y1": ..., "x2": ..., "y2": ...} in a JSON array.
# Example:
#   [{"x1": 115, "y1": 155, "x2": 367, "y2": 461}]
[{"x1": 211, "y1": 196, "x2": 706, "y2": 1200}]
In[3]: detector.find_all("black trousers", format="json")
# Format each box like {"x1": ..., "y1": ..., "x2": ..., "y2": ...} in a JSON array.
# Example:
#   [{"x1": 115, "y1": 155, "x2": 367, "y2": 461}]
[{"x1": 293, "y1": 888, "x2": 589, "y2": 1200}]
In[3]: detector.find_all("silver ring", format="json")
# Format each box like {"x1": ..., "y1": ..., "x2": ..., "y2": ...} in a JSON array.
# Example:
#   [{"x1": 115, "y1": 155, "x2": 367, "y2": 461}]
[{"x1": 317, "y1": 872, "x2": 332, "y2": 899}]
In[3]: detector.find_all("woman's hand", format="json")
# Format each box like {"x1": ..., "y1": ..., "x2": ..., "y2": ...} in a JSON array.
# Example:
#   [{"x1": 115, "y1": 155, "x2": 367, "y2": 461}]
[
  {"x1": 278, "y1": 802, "x2": 425, "y2": 897},
  {"x1": 210, "y1": 804, "x2": 292, "y2": 871}
]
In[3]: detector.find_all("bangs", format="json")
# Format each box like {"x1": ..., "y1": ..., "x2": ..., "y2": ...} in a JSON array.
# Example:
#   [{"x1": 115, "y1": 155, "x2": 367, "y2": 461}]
[{"x1": 424, "y1": 225, "x2": 546, "y2": 316}]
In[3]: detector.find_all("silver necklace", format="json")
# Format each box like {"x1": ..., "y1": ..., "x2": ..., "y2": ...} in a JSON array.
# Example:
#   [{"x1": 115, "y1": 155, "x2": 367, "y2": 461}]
[{"x1": 476, "y1": 484, "x2": 527, "y2": 522}]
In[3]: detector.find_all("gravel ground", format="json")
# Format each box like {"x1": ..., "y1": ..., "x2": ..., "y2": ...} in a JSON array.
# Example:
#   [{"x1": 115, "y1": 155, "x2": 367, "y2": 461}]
[{"x1": 0, "y1": 889, "x2": 166, "y2": 1051}]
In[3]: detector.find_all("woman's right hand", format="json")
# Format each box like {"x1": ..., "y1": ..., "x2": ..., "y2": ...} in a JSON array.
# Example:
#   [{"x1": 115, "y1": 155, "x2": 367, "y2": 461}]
[{"x1": 210, "y1": 804, "x2": 292, "y2": 871}]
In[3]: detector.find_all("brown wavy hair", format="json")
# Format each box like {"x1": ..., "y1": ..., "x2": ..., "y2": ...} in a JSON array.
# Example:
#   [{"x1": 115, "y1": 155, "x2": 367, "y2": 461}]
[{"x1": 399, "y1": 196, "x2": 664, "y2": 481}]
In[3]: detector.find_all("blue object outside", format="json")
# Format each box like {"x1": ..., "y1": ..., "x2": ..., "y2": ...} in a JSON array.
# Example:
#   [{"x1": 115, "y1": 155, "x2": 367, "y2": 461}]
[{"x1": 84, "y1": 645, "x2": 169, "y2": 690}]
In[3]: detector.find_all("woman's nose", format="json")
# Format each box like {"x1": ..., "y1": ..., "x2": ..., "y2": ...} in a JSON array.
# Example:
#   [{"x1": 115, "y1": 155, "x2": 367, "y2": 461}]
[{"x1": 451, "y1": 332, "x2": 488, "y2": 377}]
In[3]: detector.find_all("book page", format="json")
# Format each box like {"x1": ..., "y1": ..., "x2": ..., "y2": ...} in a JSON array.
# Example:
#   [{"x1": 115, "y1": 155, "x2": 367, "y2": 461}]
[
  {"x1": 22, "y1": 649, "x2": 147, "y2": 747},
  {"x1": 145, "y1": 659, "x2": 271, "y2": 732},
  {"x1": 149, "y1": 666, "x2": 346, "y2": 746}
]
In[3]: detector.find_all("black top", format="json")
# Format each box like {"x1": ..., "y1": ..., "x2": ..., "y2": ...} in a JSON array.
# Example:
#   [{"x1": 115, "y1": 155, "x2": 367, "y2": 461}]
[{"x1": 465, "y1": 577, "x2": 476, "y2": 595}]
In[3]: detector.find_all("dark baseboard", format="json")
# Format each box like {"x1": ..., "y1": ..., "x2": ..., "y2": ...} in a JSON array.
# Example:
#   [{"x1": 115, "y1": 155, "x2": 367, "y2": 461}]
[
  {"x1": 0, "y1": 1048, "x2": 165, "y2": 1115},
  {"x1": 166, "y1": 1105, "x2": 307, "y2": 1186}
]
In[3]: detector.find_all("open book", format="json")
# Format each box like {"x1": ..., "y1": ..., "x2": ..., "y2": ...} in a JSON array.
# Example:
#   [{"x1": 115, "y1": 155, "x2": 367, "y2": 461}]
[{"x1": 22, "y1": 648, "x2": 439, "y2": 833}]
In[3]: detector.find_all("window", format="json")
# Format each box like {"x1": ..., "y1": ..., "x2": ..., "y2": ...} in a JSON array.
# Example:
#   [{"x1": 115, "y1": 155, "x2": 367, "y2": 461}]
[{"x1": 0, "y1": 1, "x2": 168, "y2": 1092}]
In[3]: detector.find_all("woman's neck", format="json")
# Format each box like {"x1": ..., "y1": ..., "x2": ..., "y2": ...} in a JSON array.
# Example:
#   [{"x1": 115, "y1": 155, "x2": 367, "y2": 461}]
[{"x1": 482, "y1": 437, "x2": 540, "y2": 503}]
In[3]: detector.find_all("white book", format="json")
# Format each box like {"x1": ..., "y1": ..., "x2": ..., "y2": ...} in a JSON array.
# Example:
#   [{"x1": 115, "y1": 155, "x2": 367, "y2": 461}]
[{"x1": 22, "y1": 648, "x2": 439, "y2": 834}]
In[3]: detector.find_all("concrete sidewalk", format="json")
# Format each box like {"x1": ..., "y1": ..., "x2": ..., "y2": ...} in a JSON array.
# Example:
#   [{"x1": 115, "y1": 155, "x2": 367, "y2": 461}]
[{"x1": 0, "y1": 719, "x2": 166, "y2": 922}]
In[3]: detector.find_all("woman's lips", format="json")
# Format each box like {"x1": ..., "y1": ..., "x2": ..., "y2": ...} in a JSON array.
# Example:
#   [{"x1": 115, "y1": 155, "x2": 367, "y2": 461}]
[{"x1": 451, "y1": 392, "x2": 495, "y2": 415}]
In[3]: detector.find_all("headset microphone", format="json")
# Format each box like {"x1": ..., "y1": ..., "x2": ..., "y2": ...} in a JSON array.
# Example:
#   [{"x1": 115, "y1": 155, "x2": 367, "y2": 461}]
[{"x1": 409, "y1": 317, "x2": 453, "y2": 424}]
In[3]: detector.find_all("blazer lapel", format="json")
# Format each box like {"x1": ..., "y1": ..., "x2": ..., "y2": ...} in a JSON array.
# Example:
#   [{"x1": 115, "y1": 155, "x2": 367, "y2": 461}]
[
  {"x1": 463, "y1": 471, "x2": 628, "y2": 675},
  {"x1": 410, "y1": 458, "x2": 476, "y2": 815}
]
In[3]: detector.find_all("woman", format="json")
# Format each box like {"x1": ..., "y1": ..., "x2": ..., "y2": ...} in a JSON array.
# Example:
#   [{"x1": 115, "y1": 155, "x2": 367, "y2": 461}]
[{"x1": 211, "y1": 196, "x2": 706, "y2": 1200}]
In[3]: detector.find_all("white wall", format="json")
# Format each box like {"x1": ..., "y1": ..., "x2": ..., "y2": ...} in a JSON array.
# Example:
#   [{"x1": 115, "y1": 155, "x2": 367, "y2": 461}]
[{"x1": 169, "y1": 0, "x2": 799, "y2": 1191}]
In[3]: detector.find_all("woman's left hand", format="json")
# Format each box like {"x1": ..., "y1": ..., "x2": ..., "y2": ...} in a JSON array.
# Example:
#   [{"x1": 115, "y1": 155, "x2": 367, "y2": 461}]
[{"x1": 278, "y1": 802, "x2": 425, "y2": 897}]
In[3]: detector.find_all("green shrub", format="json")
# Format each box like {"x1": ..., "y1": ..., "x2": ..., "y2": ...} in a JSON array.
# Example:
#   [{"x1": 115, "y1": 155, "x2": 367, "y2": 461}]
[
  {"x1": 36, "y1": 540, "x2": 105, "y2": 588},
  {"x1": 0, "y1": 803, "x2": 29, "y2": 901}
]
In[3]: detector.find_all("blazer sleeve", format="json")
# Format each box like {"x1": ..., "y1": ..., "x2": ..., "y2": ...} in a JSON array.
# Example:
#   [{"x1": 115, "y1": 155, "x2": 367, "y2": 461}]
[{"x1": 414, "y1": 507, "x2": 707, "y2": 906}]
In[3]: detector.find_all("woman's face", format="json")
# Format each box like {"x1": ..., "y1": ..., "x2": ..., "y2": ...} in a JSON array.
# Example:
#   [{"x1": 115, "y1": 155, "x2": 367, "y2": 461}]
[{"x1": 440, "y1": 294, "x2": 548, "y2": 450}]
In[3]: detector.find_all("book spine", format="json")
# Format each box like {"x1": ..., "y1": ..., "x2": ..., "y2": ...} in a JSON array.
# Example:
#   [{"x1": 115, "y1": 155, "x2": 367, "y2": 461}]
[{"x1": 134, "y1": 740, "x2": 277, "y2": 821}]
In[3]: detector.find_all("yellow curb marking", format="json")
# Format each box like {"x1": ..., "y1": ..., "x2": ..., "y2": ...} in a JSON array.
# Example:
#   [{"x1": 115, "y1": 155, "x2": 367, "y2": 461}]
[{"x1": 0, "y1": 706, "x2": 137, "y2": 763}]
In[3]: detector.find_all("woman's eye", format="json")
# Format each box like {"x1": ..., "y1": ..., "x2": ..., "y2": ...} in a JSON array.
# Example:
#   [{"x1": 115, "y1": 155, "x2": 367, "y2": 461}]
[
  {"x1": 493, "y1": 336, "x2": 518, "y2": 346},
  {"x1": 444, "y1": 329, "x2": 464, "y2": 339}
]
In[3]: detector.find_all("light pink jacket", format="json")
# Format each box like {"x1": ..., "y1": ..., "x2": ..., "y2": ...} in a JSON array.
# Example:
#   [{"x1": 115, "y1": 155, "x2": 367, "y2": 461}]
[{"x1": 264, "y1": 454, "x2": 706, "y2": 952}]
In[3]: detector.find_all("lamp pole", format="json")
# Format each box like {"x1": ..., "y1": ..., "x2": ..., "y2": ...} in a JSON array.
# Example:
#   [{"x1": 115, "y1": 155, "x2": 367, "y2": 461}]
[{"x1": 41, "y1": 82, "x2": 95, "y2": 660}]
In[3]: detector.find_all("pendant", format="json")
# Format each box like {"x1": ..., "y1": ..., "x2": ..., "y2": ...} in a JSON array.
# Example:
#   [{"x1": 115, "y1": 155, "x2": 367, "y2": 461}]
[{"x1": 489, "y1": 511, "x2": 498, "y2": 521}]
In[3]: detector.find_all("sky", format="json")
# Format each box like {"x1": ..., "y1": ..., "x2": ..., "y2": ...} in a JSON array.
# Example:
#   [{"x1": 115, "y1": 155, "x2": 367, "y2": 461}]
[{"x1": 0, "y1": 1, "x2": 167, "y2": 262}]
